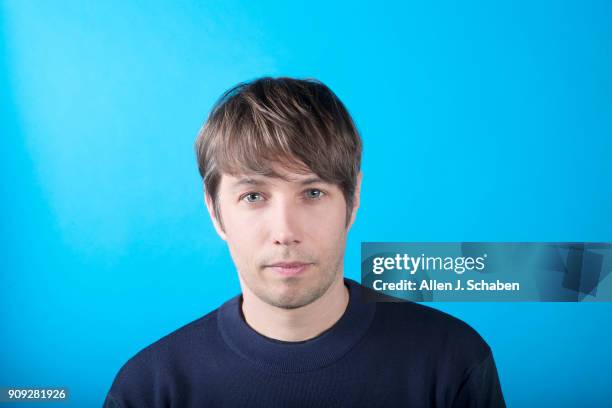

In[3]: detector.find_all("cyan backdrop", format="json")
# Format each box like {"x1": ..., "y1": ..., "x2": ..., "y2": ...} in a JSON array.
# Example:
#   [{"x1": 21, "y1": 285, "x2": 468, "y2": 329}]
[{"x1": 2, "y1": 1, "x2": 611, "y2": 406}]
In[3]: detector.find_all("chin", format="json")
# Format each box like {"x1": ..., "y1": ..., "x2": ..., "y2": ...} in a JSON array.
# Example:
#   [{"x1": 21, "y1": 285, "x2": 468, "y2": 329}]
[{"x1": 268, "y1": 280, "x2": 330, "y2": 309}]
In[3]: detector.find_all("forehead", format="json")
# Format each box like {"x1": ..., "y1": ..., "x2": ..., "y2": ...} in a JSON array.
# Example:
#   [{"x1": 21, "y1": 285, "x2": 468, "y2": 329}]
[{"x1": 222, "y1": 171, "x2": 329, "y2": 190}]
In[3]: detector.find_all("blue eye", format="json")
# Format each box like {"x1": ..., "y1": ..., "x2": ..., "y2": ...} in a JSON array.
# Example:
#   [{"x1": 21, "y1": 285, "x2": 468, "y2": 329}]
[
  {"x1": 306, "y1": 189, "x2": 324, "y2": 199},
  {"x1": 242, "y1": 192, "x2": 263, "y2": 203}
]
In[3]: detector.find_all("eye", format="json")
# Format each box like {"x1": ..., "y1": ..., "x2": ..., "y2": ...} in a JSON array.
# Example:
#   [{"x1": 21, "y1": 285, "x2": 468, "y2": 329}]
[
  {"x1": 305, "y1": 189, "x2": 325, "y2": 199},
  {"x1": 242, "y1": 192, "x2": 263, "y2": 203}
]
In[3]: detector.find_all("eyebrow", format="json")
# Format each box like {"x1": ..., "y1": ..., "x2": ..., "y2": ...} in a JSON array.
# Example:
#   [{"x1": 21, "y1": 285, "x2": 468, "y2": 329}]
[{"x1": 230, "y1": 176, "x2": 327, "y2": 189}]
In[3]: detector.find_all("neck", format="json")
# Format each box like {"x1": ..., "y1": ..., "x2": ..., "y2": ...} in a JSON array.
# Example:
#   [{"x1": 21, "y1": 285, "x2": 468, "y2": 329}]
[{"x1": 240, "y1": 275, "x2": 350, "y2": 342}]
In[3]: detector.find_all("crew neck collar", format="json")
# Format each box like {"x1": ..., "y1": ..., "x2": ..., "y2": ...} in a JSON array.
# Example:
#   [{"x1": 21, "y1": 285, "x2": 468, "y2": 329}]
[{"x1": 217, "y1": 277, "x2": 376, "y2": 373}]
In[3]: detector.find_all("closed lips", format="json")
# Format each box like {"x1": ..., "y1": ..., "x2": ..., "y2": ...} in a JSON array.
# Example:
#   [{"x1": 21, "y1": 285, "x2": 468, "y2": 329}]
[{"x1": 269, "y1": 262, "x2": 310, "y2": 268}]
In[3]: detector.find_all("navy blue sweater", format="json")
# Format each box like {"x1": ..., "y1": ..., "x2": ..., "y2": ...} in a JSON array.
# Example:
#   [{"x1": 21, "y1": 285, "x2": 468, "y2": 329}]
[{"x1": 104, "y1": 278, "x2": 505, "y2": 407}]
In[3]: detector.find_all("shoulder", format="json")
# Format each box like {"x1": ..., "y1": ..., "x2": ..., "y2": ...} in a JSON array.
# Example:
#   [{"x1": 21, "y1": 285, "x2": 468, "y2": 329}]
[
  {"x1": 372, "y1": 299, "x2": 491, "y2": 363},
  {"x1": 106, "y1": 307, "x2": 221, "y2": 399},
  {"x1": 130, "y1": 308, "x2": 218, "y2": 367},
  {"x1": 352, "y1": 279, "x2": 492, "y2": 363}
]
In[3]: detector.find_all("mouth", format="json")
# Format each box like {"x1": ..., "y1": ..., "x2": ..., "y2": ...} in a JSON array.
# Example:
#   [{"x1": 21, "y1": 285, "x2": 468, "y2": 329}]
[{"x1": 266, "y1": 262, "x2": 313, "y2": 277}]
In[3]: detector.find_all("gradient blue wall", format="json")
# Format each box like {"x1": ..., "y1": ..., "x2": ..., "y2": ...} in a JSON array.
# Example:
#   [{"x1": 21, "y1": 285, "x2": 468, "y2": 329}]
[{"x1": 1, "y1": 1, "x2": 611, "y2": 406}]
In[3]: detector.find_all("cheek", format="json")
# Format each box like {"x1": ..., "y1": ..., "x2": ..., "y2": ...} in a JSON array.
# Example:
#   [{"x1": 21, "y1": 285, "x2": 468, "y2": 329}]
[
  {"x1": 223, "y1": 211, "x2": 262, "y2": 263},
  {"x1": 223, "y1": 204, "x2": 258, "y2": 234},
  {"x1": 317, "y1": 199, "x2": 348, "y2": 229},
  {"x1": 225, "y1": 233, "x2": 260, "y2": 277},
  {"x1": 309, "y1": 203, "x2": 348, "y2": 246}
]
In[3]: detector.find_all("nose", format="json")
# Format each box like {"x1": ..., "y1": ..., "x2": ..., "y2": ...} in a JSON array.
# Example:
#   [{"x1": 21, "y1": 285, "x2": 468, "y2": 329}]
[{"x1": 269, "y1": 197, "x2": 302, "y2": 246}]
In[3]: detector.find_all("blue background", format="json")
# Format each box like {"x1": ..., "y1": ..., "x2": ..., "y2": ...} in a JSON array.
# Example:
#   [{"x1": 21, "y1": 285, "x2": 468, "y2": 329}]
[{"x1": 2, "y1": 1, "x2": 611, "y2": 406}]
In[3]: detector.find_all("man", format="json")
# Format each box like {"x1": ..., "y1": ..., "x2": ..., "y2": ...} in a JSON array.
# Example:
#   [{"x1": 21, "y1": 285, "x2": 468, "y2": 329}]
[{"x1": 104, "y1": 77, "x2": 506, "y2": 407}]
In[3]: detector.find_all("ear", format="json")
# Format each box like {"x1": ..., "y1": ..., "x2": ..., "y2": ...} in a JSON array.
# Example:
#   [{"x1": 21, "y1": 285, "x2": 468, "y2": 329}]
[
  {"x1": 204, "y1": 190, "x2": 227, "y2": 241},
  {"x1": 347, "y1": 171, "x2": 362, "y2": 230}
]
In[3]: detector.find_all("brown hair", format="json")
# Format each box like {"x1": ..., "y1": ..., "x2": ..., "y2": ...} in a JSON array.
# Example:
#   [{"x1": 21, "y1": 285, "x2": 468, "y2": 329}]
[{"x1": 194, "y1": 77, "x2": 362, "y2": 230}]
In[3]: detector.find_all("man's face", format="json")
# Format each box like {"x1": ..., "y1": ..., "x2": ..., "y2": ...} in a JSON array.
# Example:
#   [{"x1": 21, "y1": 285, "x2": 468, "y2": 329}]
[{"x1": 205, "y1": 165, "x2": 361, "y2": 309}]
